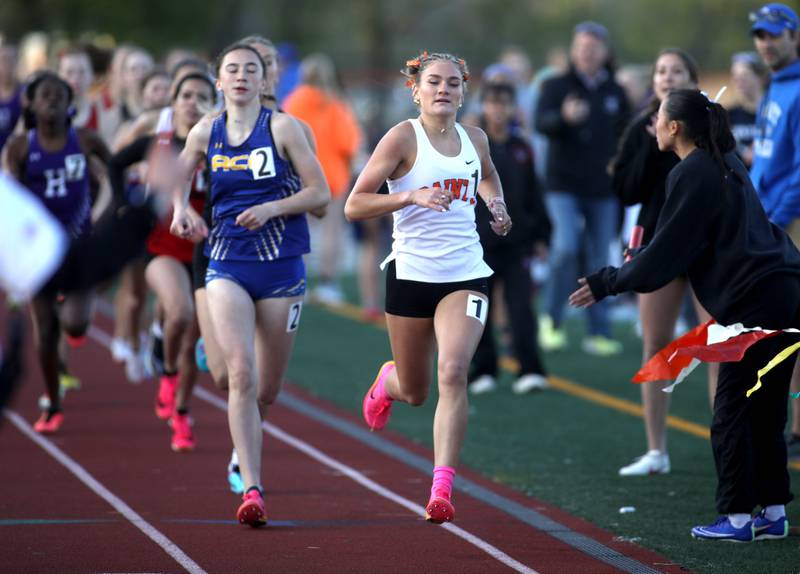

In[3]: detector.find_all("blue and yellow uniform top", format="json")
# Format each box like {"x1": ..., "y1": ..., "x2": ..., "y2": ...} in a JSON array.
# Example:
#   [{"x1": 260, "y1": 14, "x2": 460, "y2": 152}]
[{"x1": 205, "y1": 107, "x2": 308, "y2": 262}]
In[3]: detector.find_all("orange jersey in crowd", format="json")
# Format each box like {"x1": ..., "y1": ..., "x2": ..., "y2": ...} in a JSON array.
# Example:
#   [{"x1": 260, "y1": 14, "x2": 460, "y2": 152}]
[{"x1": 283, "y1": 85, "x2": 361, "y2": 198}]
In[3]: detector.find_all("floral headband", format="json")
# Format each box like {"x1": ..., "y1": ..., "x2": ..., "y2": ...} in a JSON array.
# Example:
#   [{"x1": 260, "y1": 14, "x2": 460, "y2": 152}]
[{"x1": 404, "y1": 51, "x2": 470, "y2": 87}]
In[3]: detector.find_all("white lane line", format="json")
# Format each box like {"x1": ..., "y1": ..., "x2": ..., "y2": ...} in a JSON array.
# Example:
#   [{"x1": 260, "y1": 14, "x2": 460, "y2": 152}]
[
  {"x1": 4, "y1": 410, "x2": 207, "y2": 574},
  {"x1": 86, "y1": 323, "x2": 539, "y2": 574},
  {"x1": 196, "y1": 385, "x2": 538, "y2": 574}
]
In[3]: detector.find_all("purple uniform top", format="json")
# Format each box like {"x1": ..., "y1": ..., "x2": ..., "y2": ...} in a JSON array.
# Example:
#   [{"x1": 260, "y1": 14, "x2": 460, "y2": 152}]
[
  {"x1": 0, "y1": 87, "x2": 22, "y2": 152},
  {"x1": 24, "y1": 127, "x2": 91, "y2": 237}
]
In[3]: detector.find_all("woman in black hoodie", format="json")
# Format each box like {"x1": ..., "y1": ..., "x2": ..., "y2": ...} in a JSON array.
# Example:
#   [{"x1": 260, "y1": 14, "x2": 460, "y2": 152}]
[
  {"x1": 571, "y1": 88, "x2": 799, "y2": 542},
  {"x1": 611, "y1": 48, "x2": 718, "y2": 477}
]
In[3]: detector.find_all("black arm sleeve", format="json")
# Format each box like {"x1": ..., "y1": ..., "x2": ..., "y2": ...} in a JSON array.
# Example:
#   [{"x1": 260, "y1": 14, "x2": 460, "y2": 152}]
[
  {"x1": 586, "y1": 160, "x2": 717, "y2": 301},
  {"x1": 612, "y1": 118, "x2": 657, "y2": 206},
  {"x1": 108, "y1": 135, "x2": 152, "y2": 205},
  {"x1": 42, "y1": 201, "x2": 157, "y2": 295},
  {"x1": 0, "y1": 311, "x2": 24, "y2": 413},
  {"x1": 525, "y1": 153, "x2": 551, "y2": 245}
]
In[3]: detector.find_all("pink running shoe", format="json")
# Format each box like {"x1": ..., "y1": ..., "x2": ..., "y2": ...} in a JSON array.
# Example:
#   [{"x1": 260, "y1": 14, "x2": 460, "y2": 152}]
[
  {"x1": 33, "y1": 411, "x2": 64, "y2": 434},
  {"x1": 155, "y1": 374, "x2": 178, "y2": 420},
  {"x1": 425, "y1": 495, "x2": 455, "y2": 524},
  {"x1": 362, "y1": 361, "x2": 396, "y2": 431},
  {"x1": 237, "y1": 489, "x2": 267, "y2": 527},
  {"x1": 170, "y1": 412, "x2": 196, "y2": 452}
]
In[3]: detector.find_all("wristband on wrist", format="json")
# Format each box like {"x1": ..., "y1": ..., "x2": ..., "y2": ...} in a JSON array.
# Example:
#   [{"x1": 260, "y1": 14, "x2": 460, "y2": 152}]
[{"x1": 487, "y1": 197, "x2": 506, "y2": 211}]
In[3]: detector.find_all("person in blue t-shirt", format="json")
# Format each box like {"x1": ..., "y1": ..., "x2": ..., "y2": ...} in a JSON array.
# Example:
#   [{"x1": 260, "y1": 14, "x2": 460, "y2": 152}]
[
  {"x1": 170, "y1": 43, "x2": 329, "y2": 528},
  {"x1": 749, "y1": 2, "x2": 800, "y2": 459}
]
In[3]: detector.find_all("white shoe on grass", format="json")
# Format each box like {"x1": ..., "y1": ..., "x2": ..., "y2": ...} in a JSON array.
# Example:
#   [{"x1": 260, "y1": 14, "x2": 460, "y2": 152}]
[
  {"x1": 512, "y1": 374, "x2": 548, "y2": 394},
  {"x1": 618, "y1": 450, "x2": 670, "y2": 476},
  {"x1": 469, "y1": 375, "x2": 497, "y2": 395}
]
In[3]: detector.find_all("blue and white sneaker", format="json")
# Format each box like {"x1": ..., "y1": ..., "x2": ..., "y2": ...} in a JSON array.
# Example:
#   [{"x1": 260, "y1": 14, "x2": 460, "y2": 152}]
[
  {"x1": 753, "y1": 510, "x2": 788, "y2": 540},
  {"x1": 691, "y1": 516, "x2": 754, "y2": 542},
  {"x1": 227, "y1": 448, "x2": 244, "y2": 494},
  {"x1": 195, "y1": 338, "x2": 209, "y2": 373}
]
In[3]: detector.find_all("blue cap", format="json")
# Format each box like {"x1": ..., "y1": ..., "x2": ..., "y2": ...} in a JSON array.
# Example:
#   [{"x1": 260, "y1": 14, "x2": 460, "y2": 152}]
[
  {"x1": 573, "y1": 21, "x2": 609, "y2": 42},
  {"x1": 481, "y1": 63, "x2": 516, "y2": 83},
  {"x1": 750, "y1": 3, "x2": 798, "y2": 36}
]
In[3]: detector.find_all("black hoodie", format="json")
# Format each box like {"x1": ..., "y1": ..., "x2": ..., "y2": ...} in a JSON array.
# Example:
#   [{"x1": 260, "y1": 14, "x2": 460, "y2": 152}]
[{"x1": 588, "y1": 149, "x2": 800, "y2": 325}]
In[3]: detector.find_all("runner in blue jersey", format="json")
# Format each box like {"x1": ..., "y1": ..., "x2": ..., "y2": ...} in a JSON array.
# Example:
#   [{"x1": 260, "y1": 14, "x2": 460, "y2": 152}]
[
  {"x1": 0, "y1": 43, "x2": 22, "y2": 153},
  {"x1": 170, "y1": 43, "x2": 329, "y2": 527},
  {"x1": 2, "y1": 72, "x2": 110, "y2": 434},
  {"x1": 188, "y1": 34, "x2": 324, "y2": 496}
]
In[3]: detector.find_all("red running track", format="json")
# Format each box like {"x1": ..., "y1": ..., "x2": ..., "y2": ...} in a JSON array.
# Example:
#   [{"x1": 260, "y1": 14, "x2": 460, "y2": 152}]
[{"x1": 0, "y1": 312, "x2": 690, "y2": 573}]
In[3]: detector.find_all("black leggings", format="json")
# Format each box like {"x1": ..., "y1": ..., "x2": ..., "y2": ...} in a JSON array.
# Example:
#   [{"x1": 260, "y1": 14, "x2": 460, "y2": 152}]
[
  {"x1": 712, "y1": 275, "x2": 800, "y2": 513},
  {"x1": 471, "y1": 248, "x2": 545, "y2": 378}
]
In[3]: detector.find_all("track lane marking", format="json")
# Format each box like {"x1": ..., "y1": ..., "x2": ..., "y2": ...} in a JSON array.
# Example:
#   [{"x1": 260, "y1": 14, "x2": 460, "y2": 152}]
[
  {"x1": 91, "y1": 299, "x2": 666, "y2": 572},
  {"x1": 3, "y1": 410, "x2": 208, "y2": 574},
  {"x1": 87, "y1": 324, "x2": 539, "y2": 574},
  {"x1": 194, "y1": 387, "x2": 538, "y2": 574}
]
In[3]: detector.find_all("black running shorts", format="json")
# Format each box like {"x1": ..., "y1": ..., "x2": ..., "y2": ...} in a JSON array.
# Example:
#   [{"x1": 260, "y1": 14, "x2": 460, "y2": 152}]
[{"x1": 384, "y1": 260, "x2": 489, "y2": 318}]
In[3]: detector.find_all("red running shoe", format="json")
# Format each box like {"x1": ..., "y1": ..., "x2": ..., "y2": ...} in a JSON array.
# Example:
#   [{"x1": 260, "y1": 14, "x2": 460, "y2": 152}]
[
  {"x1": 155, "y1": 374, "x2": 178, "y2": 420},
  {"x1": 170, "y1": 412, "x2": 196, "y2": 452},
  {"x1": 362, "y1": 361, "x2": 396, "y2": 431},
  {"x1": 425, "y1": 495, "x2": 455, "y2": 524},
  {"x1": 237, "y1": 488, "x2": 267, "y2": 527},
  {"x1": 33, "y1": 411, "x2": 64, "y2": 434}
]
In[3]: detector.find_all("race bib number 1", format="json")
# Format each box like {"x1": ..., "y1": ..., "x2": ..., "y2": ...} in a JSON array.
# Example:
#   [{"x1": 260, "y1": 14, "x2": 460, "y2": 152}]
[{"x1": 466, "y1": 294, "x2": 488, "y2": 325}]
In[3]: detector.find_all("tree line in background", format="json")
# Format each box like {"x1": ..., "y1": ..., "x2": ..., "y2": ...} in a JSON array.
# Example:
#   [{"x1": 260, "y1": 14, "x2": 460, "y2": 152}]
[{"x1": 1, "y1": 0, "x2": 769, "y2": 73}]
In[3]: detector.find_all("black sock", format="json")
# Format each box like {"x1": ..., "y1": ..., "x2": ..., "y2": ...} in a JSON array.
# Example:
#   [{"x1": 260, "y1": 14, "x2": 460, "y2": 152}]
[
  {"x1": 245, "y1": 485, "x2": 263, "y2": 496},
  {"x1": 153, "y1": 335, "x2": 164, "y2": 361},
  {"x1": 177, "y1": 407, "x2": 189, "y2": 416}
]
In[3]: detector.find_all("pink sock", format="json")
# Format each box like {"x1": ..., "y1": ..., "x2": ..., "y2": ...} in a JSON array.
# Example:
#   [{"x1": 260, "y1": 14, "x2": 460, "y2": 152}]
[{"x1": 431, "y1": 466, "x2": 456, "y2": 500}]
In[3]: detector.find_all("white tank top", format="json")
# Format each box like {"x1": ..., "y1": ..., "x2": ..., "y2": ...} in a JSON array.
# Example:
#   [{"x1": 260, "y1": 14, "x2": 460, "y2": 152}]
[{"x1": 381, "y1": 118, "x2": 492, "y2": 283}]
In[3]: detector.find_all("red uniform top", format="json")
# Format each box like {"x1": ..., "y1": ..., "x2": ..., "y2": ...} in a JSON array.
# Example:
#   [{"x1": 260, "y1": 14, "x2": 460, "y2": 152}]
[{"x1": 146, "y1": 131, "x2": 207, "y2": 263}]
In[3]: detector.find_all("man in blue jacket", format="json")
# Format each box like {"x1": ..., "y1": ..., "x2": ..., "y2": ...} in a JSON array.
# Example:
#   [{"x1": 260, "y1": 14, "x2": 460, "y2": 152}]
[{"x1": 750, "y1": 2, "x2": 800, "y2": 459}]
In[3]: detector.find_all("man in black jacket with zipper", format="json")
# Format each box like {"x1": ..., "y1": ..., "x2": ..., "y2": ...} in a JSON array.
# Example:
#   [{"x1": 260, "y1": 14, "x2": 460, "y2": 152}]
[{"x1": 534, "y1": 21, "x2": 630, "y2": 356}]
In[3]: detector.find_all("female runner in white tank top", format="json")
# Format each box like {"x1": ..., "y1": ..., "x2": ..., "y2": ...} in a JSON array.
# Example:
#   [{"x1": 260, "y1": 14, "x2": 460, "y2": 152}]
[{"x1": 345, "y1": 52, "x2": 511, "y2": 524}]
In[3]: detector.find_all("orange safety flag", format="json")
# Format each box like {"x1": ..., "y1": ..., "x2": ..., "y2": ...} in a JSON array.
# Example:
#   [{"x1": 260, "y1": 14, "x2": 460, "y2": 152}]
[
  {"x1": 674, "y1": 330, "x2": 779, "y2": 363},
  {"x1": 632, "y1": 319, "x2": 715, "y2": 383}
]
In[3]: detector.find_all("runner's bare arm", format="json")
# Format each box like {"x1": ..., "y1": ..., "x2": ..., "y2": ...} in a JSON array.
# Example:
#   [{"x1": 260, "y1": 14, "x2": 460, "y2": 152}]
[
  {"x1": 344, "y1": 122, "x2": 414, "y2": 221},
  {"x1": 1, "y1": 134, "x2": 27, "y2": 181},
  {"x1": 345, "y1": 122, "x2": 451, "y2": 220},
  {"x1": 465, "y1": 125, "x2": 510, "y2": 236},
  {"x1": 113, "y1": 109, "x2": 160, "y2": 152},
  {"x1": 234, "y1": 113, "x2": 329, "y2": 231},
  {"x1": 169, "y1": 117, "x2": 211, "y2": 240},
  {"x1": 275, "y1": 112, "x2": 325, "y2": 218}
]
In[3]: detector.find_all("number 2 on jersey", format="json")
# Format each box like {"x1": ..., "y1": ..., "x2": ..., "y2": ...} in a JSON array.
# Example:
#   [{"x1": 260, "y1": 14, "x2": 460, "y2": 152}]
[{"x1": 249, "y1": 146, "x2": 276, "y2": 180}]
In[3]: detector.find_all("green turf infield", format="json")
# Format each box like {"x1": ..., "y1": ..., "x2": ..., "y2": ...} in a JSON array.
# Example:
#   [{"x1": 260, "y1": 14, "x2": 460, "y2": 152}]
[{"x1": 288, "y1": 280, "x2": 800, "y2": 574}]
